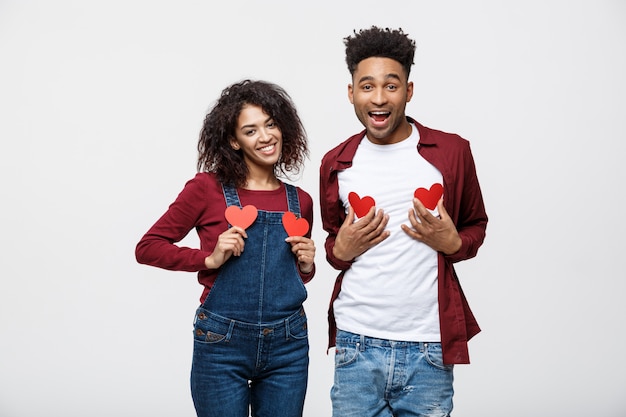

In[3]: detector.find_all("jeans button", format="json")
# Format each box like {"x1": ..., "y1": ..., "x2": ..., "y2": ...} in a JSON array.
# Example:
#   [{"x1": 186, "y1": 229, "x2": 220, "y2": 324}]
[{"x1": 263, "y1": 328, "x2": 272, "y2": 335}]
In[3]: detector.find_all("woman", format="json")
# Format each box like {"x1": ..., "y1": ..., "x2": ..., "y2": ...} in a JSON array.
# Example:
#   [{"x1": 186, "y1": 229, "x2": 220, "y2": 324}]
[{"x1": 136, "y1": 80, "x2": 316, "y2": 417}]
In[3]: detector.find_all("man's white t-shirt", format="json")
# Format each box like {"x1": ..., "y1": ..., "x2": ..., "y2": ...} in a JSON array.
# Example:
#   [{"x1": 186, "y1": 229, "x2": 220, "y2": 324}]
[{"x1": 335, "y1": 124, "x2": 443, "y2": 342}]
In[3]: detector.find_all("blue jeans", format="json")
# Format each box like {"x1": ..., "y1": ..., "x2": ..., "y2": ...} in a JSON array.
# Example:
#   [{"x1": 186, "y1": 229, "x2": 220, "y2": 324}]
[
  {"x1": 331, "y1": 330, "x2": 454, "y2": 417},
  {"x1": 191, "y1": 308, "x2": 309, "y2": 417}
]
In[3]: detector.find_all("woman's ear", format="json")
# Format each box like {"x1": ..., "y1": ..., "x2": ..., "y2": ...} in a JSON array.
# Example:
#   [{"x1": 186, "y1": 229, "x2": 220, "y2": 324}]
[{"x1": 229, "y1": 137, "x2": 240, "y2": 150}]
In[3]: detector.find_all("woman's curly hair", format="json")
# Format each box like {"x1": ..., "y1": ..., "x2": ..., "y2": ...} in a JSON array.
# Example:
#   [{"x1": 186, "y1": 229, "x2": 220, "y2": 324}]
[
  {"x1": 197, "y1": 80, "x2": 308, "y2": 187},
  {"x1": 344, "y1": 26, "x2": 416, "y2": 79}
]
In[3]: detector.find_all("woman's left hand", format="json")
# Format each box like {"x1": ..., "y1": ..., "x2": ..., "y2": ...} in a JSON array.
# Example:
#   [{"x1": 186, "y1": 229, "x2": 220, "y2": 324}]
[{"x1": 285, "y1": 236, "x2": 316, "y2": 274}]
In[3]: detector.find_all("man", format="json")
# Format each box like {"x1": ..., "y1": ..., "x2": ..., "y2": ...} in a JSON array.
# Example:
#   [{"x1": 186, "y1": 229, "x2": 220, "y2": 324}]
[{"x1": 319, "y1": 26, "x2": 488, "y2": 417}]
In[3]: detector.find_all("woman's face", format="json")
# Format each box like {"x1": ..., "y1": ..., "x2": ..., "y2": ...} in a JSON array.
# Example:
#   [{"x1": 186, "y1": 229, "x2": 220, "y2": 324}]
[{"x1": 230, "y1": 104, "x2": 282, "y2": 173}]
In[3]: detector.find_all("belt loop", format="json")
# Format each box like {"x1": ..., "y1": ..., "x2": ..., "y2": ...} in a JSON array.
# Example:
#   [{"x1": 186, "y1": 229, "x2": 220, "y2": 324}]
[
  {"x1": 225, "y1": 320, "x2": 235, "y2": 343},
  {"x1": 284, "y1": 317, "x2": 290, "y2": 340},
  {"x1": 359, "y1": 334, "x2": 365, "y2": 352}
]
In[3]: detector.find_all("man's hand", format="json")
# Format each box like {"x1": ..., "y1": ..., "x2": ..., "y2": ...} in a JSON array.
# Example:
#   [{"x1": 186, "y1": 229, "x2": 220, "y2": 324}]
[
  {"x1": 333, "y1": 205, "x2": 390, "y2": 262},
  {"x1": 401, "y1": 198, "x2": 461, "y2": 255}
]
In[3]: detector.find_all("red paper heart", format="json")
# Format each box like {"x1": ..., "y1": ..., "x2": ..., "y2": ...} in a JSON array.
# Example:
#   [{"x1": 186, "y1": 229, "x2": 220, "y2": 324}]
[
  {"x1": 348, "y1": 192, "x2": 376, "y2": 218},
  {"x1": 414, "y1": 183, "x2": 443, "y2": 210},
  {"x1": 282, "y1": 212, "x2": 309, "y2": 237},
  {"x1": 225, "y1": 205, "x2": 258, "y2": 229}
]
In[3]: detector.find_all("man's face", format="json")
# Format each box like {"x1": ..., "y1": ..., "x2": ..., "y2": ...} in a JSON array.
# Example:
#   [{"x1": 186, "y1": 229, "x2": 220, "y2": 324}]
[{"x1": 348, "y1": 57, "x2": 413, "y2": 145}]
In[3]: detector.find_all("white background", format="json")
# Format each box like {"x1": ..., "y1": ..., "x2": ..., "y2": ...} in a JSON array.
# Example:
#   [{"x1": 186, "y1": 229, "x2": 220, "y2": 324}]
[{"x1": 1, "y1": 1, "x2": 625, "y2": 416}]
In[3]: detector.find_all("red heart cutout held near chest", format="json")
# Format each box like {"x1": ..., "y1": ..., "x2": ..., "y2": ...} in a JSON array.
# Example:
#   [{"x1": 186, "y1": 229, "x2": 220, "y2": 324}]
[
  {"x1": 282, "y1": 212, "x2": 310, "y2": 237},
  {"x1": 414, "y1": 183, "x2": 443, "y2": 210},
  {"x1": 225, "y1": 205, "x2": 258, "y2": 229},
  {"x1": 348, "y1": 192, "x2": 376, "y2": 218}
]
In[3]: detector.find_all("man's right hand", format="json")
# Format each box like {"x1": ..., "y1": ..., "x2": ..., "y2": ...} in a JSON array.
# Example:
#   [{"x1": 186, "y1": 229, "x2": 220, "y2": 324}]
[{"x1": 332, "y1": 205, "x2": 390, "y2": 262}]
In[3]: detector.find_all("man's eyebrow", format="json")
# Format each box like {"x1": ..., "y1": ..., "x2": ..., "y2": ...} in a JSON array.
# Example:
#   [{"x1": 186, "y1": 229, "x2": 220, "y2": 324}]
[
  {"x1": 356, "y1": 73, "x2": 402, "y2": 84},
  {"x1": 356, "y1": 75, "x2": 374, "y2": 84}
]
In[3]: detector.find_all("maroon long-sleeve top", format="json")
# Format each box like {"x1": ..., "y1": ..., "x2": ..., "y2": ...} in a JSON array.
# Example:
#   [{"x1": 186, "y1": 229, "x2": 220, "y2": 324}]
[{"x1": 136, "y1": 172, "x2": 315, "y2": 303}]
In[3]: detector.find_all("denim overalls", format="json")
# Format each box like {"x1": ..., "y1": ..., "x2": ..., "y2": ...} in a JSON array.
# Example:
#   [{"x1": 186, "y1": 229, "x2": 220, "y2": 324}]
[{"x1": 191, "y1": 183, "x2": 309, "y2": 417}]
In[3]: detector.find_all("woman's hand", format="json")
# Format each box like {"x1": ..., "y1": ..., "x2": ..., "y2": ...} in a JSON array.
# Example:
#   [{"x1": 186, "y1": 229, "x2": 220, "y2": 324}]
[
  {"x1": 285, "y1": 236, "x2": 316, "y2": 274},
  {"x1": 204, "y1": 226, "x2": 247, "y2": 269}
]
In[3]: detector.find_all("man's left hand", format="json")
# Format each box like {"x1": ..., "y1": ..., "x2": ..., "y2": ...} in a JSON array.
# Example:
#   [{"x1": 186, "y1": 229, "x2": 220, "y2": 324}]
[{"x1": 401, "y1": 198, "x2": 462, "y2": 255}]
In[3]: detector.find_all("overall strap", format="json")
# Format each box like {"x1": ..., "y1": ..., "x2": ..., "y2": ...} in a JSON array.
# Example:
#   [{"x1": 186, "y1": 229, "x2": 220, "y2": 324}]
[
  {"x1": 285, "y1": 183, "x2": 301, "y2": 217},
  {"x1": 221, "y1": 184, "x2": 241, "y2": 207}
]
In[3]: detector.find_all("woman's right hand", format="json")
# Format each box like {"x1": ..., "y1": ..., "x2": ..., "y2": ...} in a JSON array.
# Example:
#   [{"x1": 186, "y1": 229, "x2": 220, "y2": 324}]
[{"x1": 204, "y1": 226, "x2": 247, "y2": 269}]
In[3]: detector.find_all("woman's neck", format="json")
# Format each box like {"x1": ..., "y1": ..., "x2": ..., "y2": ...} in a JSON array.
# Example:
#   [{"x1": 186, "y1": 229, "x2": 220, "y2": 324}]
[{"x1": 243, "y1": 173, "x2": 281, "y2": 191}]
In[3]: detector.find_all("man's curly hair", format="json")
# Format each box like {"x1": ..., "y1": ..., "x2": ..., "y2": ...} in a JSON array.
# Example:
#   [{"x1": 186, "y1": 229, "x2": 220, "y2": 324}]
[
  {"x1": 197, "y1": 80, "x2": 308, "y2": 187},
  {"x1": 344, "y1": 26, "x2": 416, "y2": 79}
]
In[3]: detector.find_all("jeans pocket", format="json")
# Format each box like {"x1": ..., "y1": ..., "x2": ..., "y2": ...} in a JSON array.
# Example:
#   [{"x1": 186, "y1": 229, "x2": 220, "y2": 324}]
[
  {"x1": 193, "y1": 310, "x2": 228, "y2": 344},
  {"x1": 424, "y1": 343, "x2": 454, "y2": 371},
  {"x1": 334, "y1": 344, "x2": 359, "y2": 368},
  {"x1": 287, "y1": 318, "x2": 308, "y2": 340}
]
